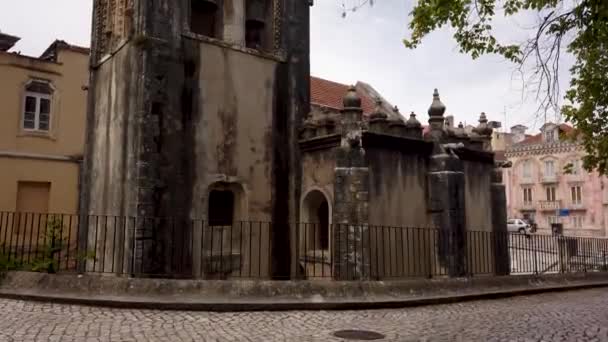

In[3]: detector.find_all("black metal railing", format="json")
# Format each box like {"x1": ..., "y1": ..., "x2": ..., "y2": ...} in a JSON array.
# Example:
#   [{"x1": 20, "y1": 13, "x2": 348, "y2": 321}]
[{"x1": 1, "y1": 212, "x2": 607, "y2": 280}]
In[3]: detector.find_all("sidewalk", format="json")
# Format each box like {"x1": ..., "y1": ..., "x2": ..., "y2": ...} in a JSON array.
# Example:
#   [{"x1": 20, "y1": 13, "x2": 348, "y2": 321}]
[{"x1": 1, "y1": 271, "x2": 607, "y2": 312}]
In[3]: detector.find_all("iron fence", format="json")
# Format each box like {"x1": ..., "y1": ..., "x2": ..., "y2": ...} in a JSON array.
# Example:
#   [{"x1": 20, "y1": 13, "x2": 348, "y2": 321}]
[{"x1": 1, "y1": 212, "x2": 607, "y2": 280}]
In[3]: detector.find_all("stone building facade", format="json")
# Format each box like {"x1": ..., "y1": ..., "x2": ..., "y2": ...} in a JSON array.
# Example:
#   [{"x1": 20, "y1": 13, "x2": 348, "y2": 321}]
[
  {"x1": 81, "y1": 0, "x2": 508, "y2": 279},
  {"x1": 504, "y1": 123, "x2": 608, "y2": 237}
]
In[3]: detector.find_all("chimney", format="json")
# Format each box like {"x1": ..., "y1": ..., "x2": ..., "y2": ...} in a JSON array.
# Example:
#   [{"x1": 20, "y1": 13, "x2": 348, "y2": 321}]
[
  {"x1": 510, "y1": 125, "x2": 527, "y2": 143},
  {"x1": 445, "y1": 115, "x2": 454, "y2": 128}
]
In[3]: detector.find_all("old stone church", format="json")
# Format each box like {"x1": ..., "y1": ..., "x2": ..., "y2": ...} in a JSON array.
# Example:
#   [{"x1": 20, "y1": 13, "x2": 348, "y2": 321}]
[{"x1": 81, "y1": 0, "x2": 508, "y2": 279}]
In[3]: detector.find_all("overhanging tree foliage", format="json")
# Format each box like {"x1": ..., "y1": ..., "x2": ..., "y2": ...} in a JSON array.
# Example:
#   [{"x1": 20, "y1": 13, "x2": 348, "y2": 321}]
[{"x1": 403, "y1": 0, "x2": 608, "y2": 174}]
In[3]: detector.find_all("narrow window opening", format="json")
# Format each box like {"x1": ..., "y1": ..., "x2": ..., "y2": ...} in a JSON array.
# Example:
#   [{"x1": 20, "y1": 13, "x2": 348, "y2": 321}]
[
  {"x1": 208, "y1": 190, "x2": 234, "y2": 226},
  {"x1": 191, "y1": 0, "x2": 218, "y2": 37},
  {"x1": 246, "y1": 0, "x2": 266, "y2": 49}
]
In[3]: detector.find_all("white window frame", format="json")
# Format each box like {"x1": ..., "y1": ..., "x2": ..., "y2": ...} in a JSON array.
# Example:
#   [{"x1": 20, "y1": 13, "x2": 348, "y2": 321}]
[
  {"x1": 571, "y1": 215, "x2": 583, "y2": 228},
  {"x1": 571, "y1": 159, "x2": 581, "y2": 175},
  {"x1": 548, "y1": 216, "x2": 560, "y2": 225},
  {"x1": 546, "y1": 186, "x2": 556, "y2": 202},
  {"x1": 544, "y1": 160, "x2": 555, "y2": 178},
  {"x1": 545, "y1": 130, "x2": 555, "y2": 142},
  {"x1": 522, "y1": 160, "x2": 532, "y2": 178},
  {"x1": 523, "y1": 187, "x2": 533, "y2": 205},
  {"x1": 571, "y1": 185, "x2": 582, "y2": 205},
  {"x1": 22, "y1": 81, "x2": 53, "y2": 132}
]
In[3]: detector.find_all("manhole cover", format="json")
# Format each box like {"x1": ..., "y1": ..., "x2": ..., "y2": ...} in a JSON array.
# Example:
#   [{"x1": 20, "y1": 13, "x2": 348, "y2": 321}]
[{"x1": 332, "y1": 329, "x2": 385, "y2": 340}]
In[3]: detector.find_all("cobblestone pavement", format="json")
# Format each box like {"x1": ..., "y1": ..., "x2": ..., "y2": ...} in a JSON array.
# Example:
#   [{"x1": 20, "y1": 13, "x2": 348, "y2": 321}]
[{"x1": 1, "y1": 288, "x2": 608, "y2": 342}]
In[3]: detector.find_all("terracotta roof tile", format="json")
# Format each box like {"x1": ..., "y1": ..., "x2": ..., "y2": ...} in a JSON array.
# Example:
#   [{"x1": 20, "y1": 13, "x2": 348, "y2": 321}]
[{"x1": 310, "y1": 76, "x2": 376, "y2": 115}]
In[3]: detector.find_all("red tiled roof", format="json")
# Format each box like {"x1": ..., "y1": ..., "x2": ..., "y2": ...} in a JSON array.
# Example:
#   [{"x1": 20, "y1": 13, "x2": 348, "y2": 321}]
[
  {"x1": 310, "y1": 76, "x2": 375, "y2": 114},
  {"x1": 515, "y1": 123, "x2": 574, "y2": 145}
]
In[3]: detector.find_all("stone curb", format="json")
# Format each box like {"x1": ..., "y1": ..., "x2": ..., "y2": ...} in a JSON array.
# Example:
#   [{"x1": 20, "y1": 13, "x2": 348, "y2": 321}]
[{"x1": 1, "y1": 281, "x2": 607, "y2": 312}]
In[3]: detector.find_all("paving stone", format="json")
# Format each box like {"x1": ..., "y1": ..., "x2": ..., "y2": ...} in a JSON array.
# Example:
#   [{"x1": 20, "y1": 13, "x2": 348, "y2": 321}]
[{"x1": 0, "y1": 288, "x2": 607, "y2": 341}]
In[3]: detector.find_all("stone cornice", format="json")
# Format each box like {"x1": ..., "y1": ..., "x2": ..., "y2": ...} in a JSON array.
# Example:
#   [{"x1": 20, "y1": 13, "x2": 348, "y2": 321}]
[
  {"x1": 361, "y1": 131, "x2": 433, "y2": 155},
  {"x1": 0, "y1": 150, "x2": 82, "y2": 163},
  {"x1": 299, "y1": 134, "x2": 341, "y2": 152},
  {"x1": 505, "y1": 142, "x2": 583, "y2": 158}
]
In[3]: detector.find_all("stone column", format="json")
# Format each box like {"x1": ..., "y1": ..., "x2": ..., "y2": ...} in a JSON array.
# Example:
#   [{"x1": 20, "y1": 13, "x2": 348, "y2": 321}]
[
  {"x1": 332, "y1": 86, "x2": 370, "y2": 280},
  {"x1": 426, "y1": 89, "x2": 467, "y2": 277},
  {"x1": 492, "y1": 162, "x2": 510, "y2": 275}
]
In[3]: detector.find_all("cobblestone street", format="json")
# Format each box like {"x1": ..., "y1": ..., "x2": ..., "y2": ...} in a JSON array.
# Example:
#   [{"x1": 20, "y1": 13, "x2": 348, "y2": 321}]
[{"x1": 0, "y1": 288, "x2": 607, "y2": 341}]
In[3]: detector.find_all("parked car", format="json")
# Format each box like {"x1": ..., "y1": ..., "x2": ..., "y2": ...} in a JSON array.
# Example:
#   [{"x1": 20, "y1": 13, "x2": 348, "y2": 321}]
[{"x1": 507, "y1": 219, "x2": 532, "y2": 234}]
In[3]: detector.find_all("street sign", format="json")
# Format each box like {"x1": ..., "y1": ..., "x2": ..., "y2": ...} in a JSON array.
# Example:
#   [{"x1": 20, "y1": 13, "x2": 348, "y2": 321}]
[{"x1": 558, "y1": 209, "x2": 570, "y2": 217}]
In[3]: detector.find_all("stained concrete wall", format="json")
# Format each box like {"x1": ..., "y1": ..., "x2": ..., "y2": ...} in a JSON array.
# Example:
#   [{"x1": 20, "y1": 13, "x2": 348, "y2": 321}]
[
  {"x1": 85, "y1": 44, "x2": 139, "y2": 217},
  {"x1": 463, "y1": 160, "x2": 495, "y2": 274},
  {"x1": 367, "y1": 149, "x2": 430, "y2": 227},
  {"x1": 463, "y1": 160, "x2": 493, "y2": 232},
  {"x1": 84, "y1": 44, "x2": 140, "y2": 274},
  {"x1": 191, "y1": 41, "x2": 277, "y2": 221},
  {"x1": 301, "y1": 149, "x2": 336, "y2": 215},
  {"x1": 188, "y1": 41, "x2": 279, "y2": 278}
]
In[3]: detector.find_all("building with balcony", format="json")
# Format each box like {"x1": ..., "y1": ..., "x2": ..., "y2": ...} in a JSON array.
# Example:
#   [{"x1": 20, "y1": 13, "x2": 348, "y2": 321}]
[
  {"x1": 504, "y1": 122, "x2": 608, "y2": 237},
  {"x1": 0, "y1": 33, "x2": 89, "y2": 215}
]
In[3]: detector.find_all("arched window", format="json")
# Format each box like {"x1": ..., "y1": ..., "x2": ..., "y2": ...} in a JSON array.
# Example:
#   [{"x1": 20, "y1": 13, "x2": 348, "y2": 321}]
[
  {"x1": 23, "y1": 80, "x2": 53, "y2": 132},
  {"x1": 191, "y1": 0, "x2": 219, "y2": 38},
  {"x1": 208, "y1": 189, "x2": 234, "y2": 226},
  {"x1": 301, "y1": 190, "x2": 331, "y2": 251}
]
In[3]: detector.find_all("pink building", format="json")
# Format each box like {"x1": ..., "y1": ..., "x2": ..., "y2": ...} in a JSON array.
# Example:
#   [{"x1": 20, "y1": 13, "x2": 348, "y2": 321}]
[{"x1": 503, "y1": 123, "x2": 608, "y2": 237}]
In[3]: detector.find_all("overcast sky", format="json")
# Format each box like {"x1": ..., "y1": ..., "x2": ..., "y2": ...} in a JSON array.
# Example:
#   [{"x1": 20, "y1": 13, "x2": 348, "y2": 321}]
[{"x1": 1, "y1": 0, "x2": 571, "y2": 132}]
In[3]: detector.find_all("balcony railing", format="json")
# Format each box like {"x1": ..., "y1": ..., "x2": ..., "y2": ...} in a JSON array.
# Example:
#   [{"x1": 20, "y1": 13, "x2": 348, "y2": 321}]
[
  {"x1": 519, "y1": 202, "x2": 536, "y2": 211},
  {"x1": 569, "y1": 202, "x2": 586, "y2": 210},
  {"x1": 539, "y1": 200, "x2": 561, "y2": 211},
  {"x1": 541, "y1": 174, "x2": 559, "y2": 183}
]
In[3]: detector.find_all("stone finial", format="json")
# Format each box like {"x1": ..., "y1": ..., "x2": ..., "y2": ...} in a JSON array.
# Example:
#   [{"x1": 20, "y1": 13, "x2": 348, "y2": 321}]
[
  {"x1": 405, "y1": 111, "x2": 421, "y2": 128},
  {"x1": 369, "y1": 97, "x2": 387, "y2": 120},
  {"x1": 428, "y1": 88, "x2": 446, "y2": 119},
  {"x1": 388, "y1": 116, "x2": 406, "y2": 137},
  {"x1": 473, "y1": 112, "x2": 493, "y2": 136},
  {"x1": 455, "y1": 122, "x2": 467, "y2": 138},
  {"x1": 343, "y1": 85, "x2": 362, "y2": 109}
]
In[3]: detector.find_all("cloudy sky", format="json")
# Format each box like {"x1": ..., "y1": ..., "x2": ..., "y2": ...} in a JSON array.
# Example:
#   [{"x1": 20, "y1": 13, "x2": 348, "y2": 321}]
[{"x1": 1, "y1": 0, "x2": 570, "y2": 132}]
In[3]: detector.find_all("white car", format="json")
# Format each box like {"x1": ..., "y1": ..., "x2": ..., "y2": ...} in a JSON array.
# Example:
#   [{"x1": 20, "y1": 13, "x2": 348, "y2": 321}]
[{"x1": 507, "y1": 219, "x2": 532, "y2": 234}]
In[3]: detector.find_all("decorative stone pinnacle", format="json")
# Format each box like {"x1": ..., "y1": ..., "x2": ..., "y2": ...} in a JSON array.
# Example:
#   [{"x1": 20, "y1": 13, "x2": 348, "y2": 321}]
[
  {"x1": 369, "y1": 97, "x2": 388, "y2": 120},
  {"x1": 428, "y1": 88, "x2": 446, "y2": 119},
  {"x1": 405, "y1": 111, "x2": 421, "y2": 128},
  {"x1": 479, "y1": 112, "x2": 488, "y2": 123},
  {"x1": 342, "y1": 85, "x2": 362, "y2": 109},
  {"x1": 473, "y1": 112, "x2": 492, "y2": 137}
]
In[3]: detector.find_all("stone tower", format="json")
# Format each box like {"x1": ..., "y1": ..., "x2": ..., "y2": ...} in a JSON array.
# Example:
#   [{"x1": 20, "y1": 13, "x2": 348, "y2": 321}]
[{"x1": 80, "y1": 0, "x2": 310, "y2": 277}]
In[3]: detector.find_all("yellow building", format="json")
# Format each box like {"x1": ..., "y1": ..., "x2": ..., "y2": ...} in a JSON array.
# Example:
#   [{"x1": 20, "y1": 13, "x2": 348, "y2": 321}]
[{"x1": 0, "y1": 33, "x2": 89, "y2": 215}]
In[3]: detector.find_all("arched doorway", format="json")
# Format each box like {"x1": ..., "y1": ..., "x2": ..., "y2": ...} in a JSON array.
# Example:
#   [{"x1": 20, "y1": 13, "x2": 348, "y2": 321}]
[{"x1": 300, "y1": 189, "x2": 332, "y2": 278}]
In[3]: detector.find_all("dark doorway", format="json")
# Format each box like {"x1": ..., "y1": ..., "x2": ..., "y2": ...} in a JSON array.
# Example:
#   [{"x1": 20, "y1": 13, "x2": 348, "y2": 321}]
[
  {"x1": 317, "y1": 201, "x2": 329, "y2": 250},
  {"x1": 208, "y1": 190, "x2": 234, "y2": 226}
]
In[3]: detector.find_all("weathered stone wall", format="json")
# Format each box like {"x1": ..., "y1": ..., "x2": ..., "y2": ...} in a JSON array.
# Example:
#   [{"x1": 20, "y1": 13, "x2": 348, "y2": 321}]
[
  {"x1": 463, "y1": 160, "x2": 493, "y2": 231},
  {"x1": 190, "y1": 41, "x2": 278, "y2": 222},
  {"x1": 301, "y1": 148, "x2": 336, "y2": 211},
  {"x1": 83, "y1": 0, "x2": 310, "y2": 278},
  {"x1": 367, "y1": 149, "x2": 430, "y2": 227},
  {"x1": 463, "y1": 160, "x2": 495, "y2": 275}
]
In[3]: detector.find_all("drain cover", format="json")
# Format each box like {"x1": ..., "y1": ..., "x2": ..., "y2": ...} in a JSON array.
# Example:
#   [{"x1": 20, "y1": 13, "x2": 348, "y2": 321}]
[{"x1": 332, "y1": 329, "x2": 385, "y2": 340}]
